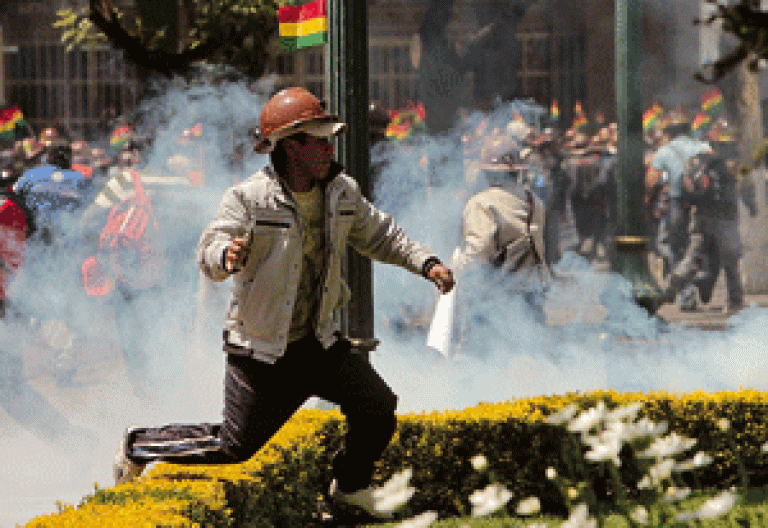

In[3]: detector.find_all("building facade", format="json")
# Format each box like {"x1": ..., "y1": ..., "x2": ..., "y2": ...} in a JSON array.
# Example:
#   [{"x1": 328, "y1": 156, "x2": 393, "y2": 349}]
[
  {"x1": 1, "y1": 0, "x2": 139, "y2": 139},
  {"x1": 1, "y1": 0, "x2": 712, "y2": 139}
]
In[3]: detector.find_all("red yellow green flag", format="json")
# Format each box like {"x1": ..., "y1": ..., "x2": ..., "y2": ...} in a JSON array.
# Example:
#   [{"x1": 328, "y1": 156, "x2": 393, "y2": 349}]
[
  {"x1": 642, "y1": 102, "x2": 662, "y2": 132},
  {"x1": 692, "y1": 112, "x2": 711, "y2": 132},
  {"x1": 279, "y1": 0, "x2": 328, "y2": 51},
  {"x1": 701, "y1": 88, "x2": 724, "y2": 116},
  {"x1": 386, "y1": 102, "x2": 427, "y2": 141},
  {"x1": 110, "y1": 125, "x2": 132, "y2": 149},
  {"x1": 573, "y1": 102, "x2": 587, "y2": 130},
  {"x1": 0, "y1": 106, "x2": 26, "y2": 141},
  {"x1": 550, "y1": 100, "x2": 559, "y2": 121}
]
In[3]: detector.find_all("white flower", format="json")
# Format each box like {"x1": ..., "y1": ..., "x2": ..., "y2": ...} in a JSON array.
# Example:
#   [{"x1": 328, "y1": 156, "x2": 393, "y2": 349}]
[
  {"x1": 545, "y1": 467, "x2": 557, "y2": 480},
  {"x1": 396, "y1": 511, "x2": 438, "y2": 528},
  {"x1": 629, "y1": 505, "x2": 649, "y2": 524},
  {"x1": 649, "y1": 458, "x2": 675, "y2": 485},
  {"x1": 584, "y1": 436, "x2": 622, "y2": 466},
  {"x1": 545, "y1": 404, "x2": 580, "y2": 425},
  {"x1": 606, "y1": 401, "x2": 645, "y2": 424},
  {"x1": 469, "y1": 484, "x2": 513, "y2": 517},
  {"x1": 516, "y1": 496, "x2": 541, "y2": 516},
  {"x1": 696, "y1": 490, "x2": 738, "y2": 519},
  {"x1": 717, "y1": 418, "x2": 731, "y2": 432},
  {"x1": 470, "y1": 454, "x2": 488, "y2": 471},
  {"x1": 624, "y1": 418, "x2": 668, "y2": 441},
  {"x1": 373, "y1": 468, "x2": 417, "y2": 514},
  {"x1": 568, "y1": 401, "x2": 606, "y2": 434},
  {"x1": 663, "y1": 486, "x2": 692, "y2": 502},
  {"x1": 638, "y1": 458, "x2": 675, "y2": 489},
  {"x1": 638, "y1": 432, "x2": 696, "y2": 459},
  {"x1": 676, "y1": 489, "x2": 737, "y2": 521},
  {"x1": 675, "y1": 451, "x2": 714, "y2": 472},
  {"x1": 561, "y1": 503, "x2": 597, "y2": 528},
  {"x1": 761, "y1": 442, "x2": 768, "y2": 453}
]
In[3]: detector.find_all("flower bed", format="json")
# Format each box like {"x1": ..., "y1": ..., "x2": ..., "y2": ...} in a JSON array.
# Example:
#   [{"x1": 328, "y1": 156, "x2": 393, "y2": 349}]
[{"x1": 24, "y1": 389, "x2": 768, "y2": 527}]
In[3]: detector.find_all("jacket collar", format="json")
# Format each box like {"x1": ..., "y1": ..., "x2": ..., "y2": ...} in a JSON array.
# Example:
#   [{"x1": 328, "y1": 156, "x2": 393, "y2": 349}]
[{"x1": 265, "y1": 161, "x2": 345, "y2": 210}]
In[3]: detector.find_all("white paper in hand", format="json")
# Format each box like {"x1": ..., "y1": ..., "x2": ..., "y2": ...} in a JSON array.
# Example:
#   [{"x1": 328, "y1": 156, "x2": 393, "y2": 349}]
[{"x1": 426, "y1": 247, "x2": 460, "y2": 357}]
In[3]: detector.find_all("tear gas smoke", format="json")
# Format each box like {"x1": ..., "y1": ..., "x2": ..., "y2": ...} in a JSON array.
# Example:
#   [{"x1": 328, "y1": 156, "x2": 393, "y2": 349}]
[
  {"x1": 3, "y1": 47, "x2": 768, "y2": 527},
  {"x1": 369, "y1": 107, "x2": 768, "y2": 414},
  {"x1": 0, "y1": 73, "x2": 277, "y2": 528}
]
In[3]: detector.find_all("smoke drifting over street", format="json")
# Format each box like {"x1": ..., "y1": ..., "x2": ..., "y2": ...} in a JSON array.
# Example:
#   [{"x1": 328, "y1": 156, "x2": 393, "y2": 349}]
[
  {"x1": 0, "y1": 75, "x2": 276, "y2": 528},
  {"x1": 369, "y1": 108, "x2": 768, "y2": 414},
  {"x1": 3, "y1": 12, "x2": 768, "y2": 521}
]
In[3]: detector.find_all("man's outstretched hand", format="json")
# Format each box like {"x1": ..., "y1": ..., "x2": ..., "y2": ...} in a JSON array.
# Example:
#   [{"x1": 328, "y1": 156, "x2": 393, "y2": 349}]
[{"x1": 428, "y1": 264, "x2": 455, "y2": 294}]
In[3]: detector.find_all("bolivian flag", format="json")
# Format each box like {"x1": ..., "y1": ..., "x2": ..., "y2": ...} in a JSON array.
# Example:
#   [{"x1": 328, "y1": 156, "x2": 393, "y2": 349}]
[
  {"x1": 550, "y1": 100, "x2": 559, "y2": 121},
  {"x1": 692, "y1": 112, "x2": 711, "y2": 133},
  {"x1": 573, "y1": 102, "x2": 587, "y2": 130},
  {"x1": 642, "y1": 103, "x2": 662, "y2": 132},
  {"x1": 701, "y1": 88, "x2": 724, "y2": 117},
  {"x1": 279, "y1": 0, "x2": 328, "y2": 51},
  {"x1": 110, "y1": 125, "x2": 132, "y2": 150},
  {"x1": 0, "y1": 106, "x2": 26, "y2": 141}
]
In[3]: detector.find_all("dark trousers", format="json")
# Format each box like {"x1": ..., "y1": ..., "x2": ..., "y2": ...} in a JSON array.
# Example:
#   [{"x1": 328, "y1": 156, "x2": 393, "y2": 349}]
[{"x1": 128, "y1": 335, "x2": 398, "y2": 493}]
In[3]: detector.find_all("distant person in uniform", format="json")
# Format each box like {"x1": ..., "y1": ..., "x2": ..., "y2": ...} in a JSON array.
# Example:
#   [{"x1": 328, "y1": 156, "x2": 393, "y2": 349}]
[{"x1": 452, "y1": 136, "x2": 549, "y2": 336}]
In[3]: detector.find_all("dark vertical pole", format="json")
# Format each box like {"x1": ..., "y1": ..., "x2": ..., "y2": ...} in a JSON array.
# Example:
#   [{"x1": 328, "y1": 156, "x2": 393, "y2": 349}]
[
  {"x1": 614, "y1": 0, "x2": 661, "y2": 313},
  {"x1": 328, "y1": 0, "x2": 375, "y2": 354}
]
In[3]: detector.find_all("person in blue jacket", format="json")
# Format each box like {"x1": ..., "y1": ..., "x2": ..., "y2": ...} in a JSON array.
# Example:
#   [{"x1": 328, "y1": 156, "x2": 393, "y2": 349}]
[{"x1": 14, "y1": 138, "x2": 93, "y2": 246}]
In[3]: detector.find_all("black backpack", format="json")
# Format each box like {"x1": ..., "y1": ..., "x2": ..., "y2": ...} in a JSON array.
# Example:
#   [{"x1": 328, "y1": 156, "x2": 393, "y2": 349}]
[{"x1": 681, "y1": 152, "x2": 736, "y2": 217}]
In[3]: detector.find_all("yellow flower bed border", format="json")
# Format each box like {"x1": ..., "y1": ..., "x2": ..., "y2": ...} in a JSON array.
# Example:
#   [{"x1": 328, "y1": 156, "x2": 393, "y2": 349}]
[{"x1": 25, "y1": 390, "x2": 768, "y2": 527}]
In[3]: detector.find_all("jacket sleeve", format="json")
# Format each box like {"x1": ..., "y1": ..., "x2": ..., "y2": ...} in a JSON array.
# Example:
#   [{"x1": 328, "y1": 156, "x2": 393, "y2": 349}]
[
  {"x1": 197, "y1": 186, "x2": 249, "y2": 282},
  {"x1": 346, "y1": 179, "x2": 434, "y2": 276}
]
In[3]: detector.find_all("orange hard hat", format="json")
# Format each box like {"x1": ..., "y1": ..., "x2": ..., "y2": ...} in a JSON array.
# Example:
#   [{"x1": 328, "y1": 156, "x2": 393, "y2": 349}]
[
  {"x1": 254, "y1": 87, "x2": 345, "y2": 154},
  {"x1": 40, "y1": 127, "x2": 58, "y2": 146}
]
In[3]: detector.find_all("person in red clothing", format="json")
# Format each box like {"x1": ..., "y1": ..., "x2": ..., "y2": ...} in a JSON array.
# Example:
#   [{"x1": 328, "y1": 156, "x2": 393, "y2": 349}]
[
  {"x1": 0, "y1": 156, "x2": 31, "y2": 394},
  {"x1": 0, "y1": 159, "x2": 31, "y2": 317}
]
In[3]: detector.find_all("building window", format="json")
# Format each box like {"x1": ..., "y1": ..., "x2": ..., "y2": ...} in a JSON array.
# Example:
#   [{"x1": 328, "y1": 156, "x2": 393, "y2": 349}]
[
  {"x1": 277, "y1": 53, "x2": 295, "y2": 75},
  {"x1": 80, "y1": 50, "x2": 88, "y2": 80},
  {"x1": 306, "y1": 50, "x2": 324, "y2": 75},
  {"x1": 68, "y1": 51, "x2": 78, "y2": 80},
  {"x1": 369, "y1": 40, "x2": 418, "y2": 110}
]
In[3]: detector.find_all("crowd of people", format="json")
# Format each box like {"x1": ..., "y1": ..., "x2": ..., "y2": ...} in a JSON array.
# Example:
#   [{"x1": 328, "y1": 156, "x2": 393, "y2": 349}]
[
  {"x1": 0, "y1": 122, "x2": 177, "y2": 395},
  {"x1": 444, "y1": 102, "x2": 756, "y2": 319}
]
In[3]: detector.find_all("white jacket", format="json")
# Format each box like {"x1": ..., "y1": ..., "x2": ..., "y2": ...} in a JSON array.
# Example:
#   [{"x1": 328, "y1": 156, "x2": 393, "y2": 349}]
[
  {"x1": 197, "y1": 164, "x2": 436, "y2": 362},
  {"x1": 453, "y1": 183, "x2": 548, "y2": 291}
]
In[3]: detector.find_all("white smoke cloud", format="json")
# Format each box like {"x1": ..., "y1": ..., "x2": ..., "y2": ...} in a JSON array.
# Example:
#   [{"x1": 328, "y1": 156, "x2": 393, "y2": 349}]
[
  {"x1": 369, "y1": 101, "x2": 768, "y2": 415},
  {"x1": 0, "y1": 72, "x2": 276, "y2": 527}
]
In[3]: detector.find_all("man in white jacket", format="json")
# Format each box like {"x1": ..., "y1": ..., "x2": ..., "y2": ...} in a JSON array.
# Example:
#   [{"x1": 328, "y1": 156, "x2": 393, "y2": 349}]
[
  {"x1": 113, "y1": 87, "x2": 454, "y2": 519},
  {"x1": 452, "y1": 136, "x2": 549, "y2": 331}
]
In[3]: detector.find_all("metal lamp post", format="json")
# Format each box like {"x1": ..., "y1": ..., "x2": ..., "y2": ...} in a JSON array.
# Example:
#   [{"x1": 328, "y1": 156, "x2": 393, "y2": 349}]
[
  {"x1": 327, "y1": 0, "x2": 378, "y2": 357},
  {"x1": 613, "y1": 0, "x2": 663, "y2": 314}
]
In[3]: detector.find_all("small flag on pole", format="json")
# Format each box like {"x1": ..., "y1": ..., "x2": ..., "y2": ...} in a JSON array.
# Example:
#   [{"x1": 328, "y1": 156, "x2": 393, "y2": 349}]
[
  {"x1": 573, "y1": 102, "x2": 587, "y2": 130},
  {"x1": 0, "y1": 106, "x2": 26, "y2": 141},
  {"x1": 692, "y1": 112, "x2": 711, "y2": 133},
  {"x1": 642, "y1": 102, "x2": 662, "y2": 132},
  {"x1": 279, "y1": 0, "x2": 328, "y2": 51},
  {"x1": 701, "y1": 88, "x2": 724, "y2": 117},
  {"x1": 110, "y1": 125, "x2": 132, "y2": 150},
  {"x1": 550, "y1": 100, "x2": 559, "y2": 121}
]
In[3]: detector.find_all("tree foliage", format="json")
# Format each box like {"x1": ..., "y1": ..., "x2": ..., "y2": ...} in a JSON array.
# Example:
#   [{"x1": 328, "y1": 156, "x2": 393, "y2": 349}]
[
  {"x1": 54, "y1": 0, "x2": 278, "y2": 79},
  {"x1": 695, "y1": 0, "x2": 768, "y2": 83}
]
